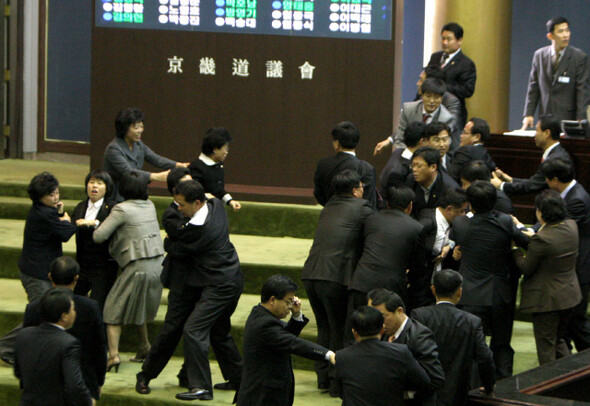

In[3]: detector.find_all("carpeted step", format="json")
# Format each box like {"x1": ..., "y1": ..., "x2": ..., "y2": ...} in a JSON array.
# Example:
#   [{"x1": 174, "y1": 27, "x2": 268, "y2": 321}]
[
  {"x1": 0, "y1": 354, "x2": 341, "y2": 406},
  {"x1": 0, "y1": 219, "x2": 311, "y2": 297},
  {"x1": 0, "y1": 278, "x2": 318, "y2": 371},
  {"x1": 0, "y1": 194, "x2": 321, "y2": 239}
]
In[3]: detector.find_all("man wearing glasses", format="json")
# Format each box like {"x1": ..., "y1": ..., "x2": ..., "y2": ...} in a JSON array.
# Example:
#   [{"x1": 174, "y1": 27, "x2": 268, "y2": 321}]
[{"x1": 238, "y1": 275, "x2": 336, "y2": 406}]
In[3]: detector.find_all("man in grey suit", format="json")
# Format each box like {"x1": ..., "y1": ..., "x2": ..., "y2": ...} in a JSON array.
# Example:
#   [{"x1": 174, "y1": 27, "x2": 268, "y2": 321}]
[
  {"x1": 374, "y1": 78, "x2": 458, "y2": 155},
  {"x1": 521, "y1": 17, "x2": 590, "y2": 129}
]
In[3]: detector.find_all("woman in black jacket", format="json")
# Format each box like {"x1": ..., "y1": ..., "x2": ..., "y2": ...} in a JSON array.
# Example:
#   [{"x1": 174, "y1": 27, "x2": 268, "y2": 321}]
[{"x1": 72, "y1": 170, "x2": 119, "y2": 313}]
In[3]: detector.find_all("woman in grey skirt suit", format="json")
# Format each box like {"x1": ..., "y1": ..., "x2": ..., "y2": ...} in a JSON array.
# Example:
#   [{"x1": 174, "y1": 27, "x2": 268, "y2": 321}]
[{"x1": 94, "y1": 171, "x2": 164, "y2": 372}]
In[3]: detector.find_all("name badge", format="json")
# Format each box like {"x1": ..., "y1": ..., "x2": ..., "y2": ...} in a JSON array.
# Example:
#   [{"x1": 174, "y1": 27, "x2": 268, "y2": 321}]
[{"x1": 558, "y1": 76, "x2": 570, "y2": 83}]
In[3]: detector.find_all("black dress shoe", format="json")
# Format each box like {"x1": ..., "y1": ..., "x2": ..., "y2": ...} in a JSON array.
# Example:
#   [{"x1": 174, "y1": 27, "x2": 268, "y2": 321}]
[
  {"x1": 135, "y1": 373, "x2": 151, "y2": 395},
  {"x1": 0, "y1": 352, "x2": 15, "y2": 366},
  {"x1": 213, "y1": 381, "x2": 236, "y2": 391},
  {"x1": 317, "y1": 383, "x2": 329, "y2": 390},
  {"x1": 175, "y1": 388, "x2": 213, "y2": 401}
]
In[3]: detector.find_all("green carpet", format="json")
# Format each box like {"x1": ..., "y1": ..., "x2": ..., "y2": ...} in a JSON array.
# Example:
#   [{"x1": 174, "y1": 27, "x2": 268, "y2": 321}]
[{"x1": 0, "y1": 158, "x2": 559, "y2": 405}]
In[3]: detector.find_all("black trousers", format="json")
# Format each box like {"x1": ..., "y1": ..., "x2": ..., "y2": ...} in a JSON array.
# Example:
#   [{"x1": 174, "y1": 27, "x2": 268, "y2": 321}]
[
  {"x1": 303, "y1": 280, "x2": 347, "y2": 387},
  {"x1": 461, "y1": 299, "x2": 515, "y2": 380},
  {"x1": 141, "y1": 274, "x2": 202, "y2": 381},
  {"x1": 565, "y1": 282, "x2": 590, "y2": 351},
  {"x1": 183, "y1": 278, "x2": 243, "y2": 392},
  {"x1": 344, "y1": 289, "x2": 370, "y2": 347},
  {"x1": 74, "y1": 264, "x2": 118, "y2": 314}
]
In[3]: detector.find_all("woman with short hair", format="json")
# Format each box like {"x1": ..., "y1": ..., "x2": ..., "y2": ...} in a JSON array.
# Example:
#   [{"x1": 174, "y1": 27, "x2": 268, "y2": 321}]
[
  {"x1": 93, "y1": 171, "x2": 164, "y2": 371},
  {"x1": 72, "y1": 169, "x2": 118, "y2": 312},
  {"x1": 19, "y1": 172, "x2": 77, "y2": 301},
  {"x1": 513, "y1": 189, "x2": 582, "y2": 365}
]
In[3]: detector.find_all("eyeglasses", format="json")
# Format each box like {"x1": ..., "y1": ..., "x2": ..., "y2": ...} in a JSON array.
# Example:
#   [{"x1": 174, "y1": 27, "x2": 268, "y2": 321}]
[{"x1": 280, "y1": 298, "x2": 295, "y2": 307}]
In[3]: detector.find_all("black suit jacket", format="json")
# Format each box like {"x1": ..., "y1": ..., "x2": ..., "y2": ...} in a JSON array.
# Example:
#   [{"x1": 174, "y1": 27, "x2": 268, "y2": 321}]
[
  {"x1": 188, "y1": 158, "x2": 229, "y2": 201},
  {"x1": 406, "y1": 171, "x2": 460, "y2": 218},
  {"x1": 411, "y1": 303, "x2": 495, "y2": 405},
  {"x1": 15, "y1": 323, "x2": 93, "y2": 406},
  {"x1": 564, "y1": 181, "x2": 590, "y2": 284},
  {"x1": 334, "y1": 338, "x2": 430, "y2": 406},
  {"x1": 313, "y1": 152, "x2": 377, "y2": 209},
  {"x1": 350, "y1": 209, "x2": 426, "y2": 300},
  {"x1": 494, "y1": 189, "x2": 515, "y2": 215},
  {"x1": 18, "y1": 203, "x2": 77, "y2": 280},
  {"x1": 380, "y1": 148, "x2": 412, "y2": 192},
  {"x1": 414, "y1": 209, "x2": 457, "y2": 306},
  {"x1": 452, "y1": 211, "x2": 530, "y2": 306},
  {"x1": 448, "y1": 144, "x2": 496, "y2": 183},
  {"x1": 72, "y1": 198, "x2": 118, "y2": 276},
  {"x1": 159, "y1": 202, "x2": 189, "y2": 288},
  {"x1": 503, "y1": 144, "x2": 572, "y2": 196},
  {"x1": 428, "y1": 50, "x2": 476, "y2": 125},
  {"x1": 395, "y1": 318, "x2": 445, "y2": 403},
  {"x1": 165, "y1": 198, "x2": 242, "y2": 287},
  {"x1": 237, "y1": 305, "x2": 328, "y2": 406},
  {"x1": 302, "y1": 197, "x2": 373, "y2": 287},
  {"x1": 23, "y1": 294, "x2": 107, "y2": 400}
]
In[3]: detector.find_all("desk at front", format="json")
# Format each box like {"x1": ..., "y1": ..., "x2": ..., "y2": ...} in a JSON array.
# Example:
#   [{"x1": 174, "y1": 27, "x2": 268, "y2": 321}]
[{"x1": 486, "y1": 134, "x2": 590, "y2": 224}]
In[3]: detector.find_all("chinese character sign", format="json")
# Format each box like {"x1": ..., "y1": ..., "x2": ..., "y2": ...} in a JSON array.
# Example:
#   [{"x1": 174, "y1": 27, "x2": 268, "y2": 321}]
[
  {"x1": 167, "y1": 56, "x2": 184, "y2": 73},
  {"x1": 232, "y1": 58, "x2": 250, "y2": 77},
  {"x1": 266, "y1": 60, "x2": 283, "y2": 78},
  {"x1": 199, "y1": 57, "x2": 216, "y2": 75}
]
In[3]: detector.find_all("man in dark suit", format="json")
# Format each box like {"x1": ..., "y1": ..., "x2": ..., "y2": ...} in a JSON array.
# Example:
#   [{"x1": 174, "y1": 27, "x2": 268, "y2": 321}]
[
  {"x1": 137, "y1": 167, "x2": 196, "y2": 394},
  {"x1": 411, "y1": 269, "x2": 495, "y2": 405},
  {"x1": 313, "y1": 121, "x2": 377, "y2": 209},
  {"x1": 302, "y1": 170, "x2": 373, "y2": 393},
  {"x1": 448, "y1": 118, "x2": 496, "y2": 183},
  {"x1": 451, "y1": 181, "x2": 530, "y2": 379},
  {"x1": 406, "y1": 147, "x2": 460, "y2": 218},
  {"x1": 238, "y1": 275, "x2": 335, "y2": 406},
  {"x1": 380, "y1": 122, "x2": 426, "y2": 193},
  {"x1": 370, "y1": 290, "x2": 445, "y2": 405},
  {"x1": 348, "y1": 186, "x2": 426, "y2": 324},
  {"x1": 427, "y1": 22, "x2": 477, "y2": 129},
  {"x1": 521, "y1": 17, "x2": 590, "y2": 129},
  {"x1": 492, "y1": 116, "x2": 572, "y2": 196},
  {"x1": 71, "y1": 170, "x2": 118, "y2": 313},
  {"x1": 15, "y1": 288, "x2": 94, "y2": 406},
  {"x1": 334, "y1": 306, "x2": 430, "y2": 406},
  {"x1": 541, "y1": 158, "x2": 590, "y2": 352},
  {"x1": 413, "y1": 188, "x2": 468, "y2": 310},
  {"x1": 423, "y1": 122, "x2": 453, "y2": 174},
  {"x1": 23, "y1": 257, "x2": 106, "y2": 402},
  {"x1": 161, "y1": 180, "x2": 243, "y2": 401},
  {"x1": 460, "y1": 161, "x2": 514, "y2": 215}
]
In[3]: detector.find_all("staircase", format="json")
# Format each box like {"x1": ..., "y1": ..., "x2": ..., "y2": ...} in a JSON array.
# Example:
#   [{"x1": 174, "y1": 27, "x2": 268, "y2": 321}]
[{"x1": 0, "y1": 159, "x2": 540, "y2": 405}]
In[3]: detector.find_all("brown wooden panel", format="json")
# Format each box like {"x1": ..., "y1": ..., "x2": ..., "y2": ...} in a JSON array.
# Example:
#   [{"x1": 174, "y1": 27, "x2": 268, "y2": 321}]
[
  {"x1": 487, "y1": 134, "x2": 590, "y2": 222},
  {"x1": 90, "y1": 4, "x2": 396, "y2": 199}
]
